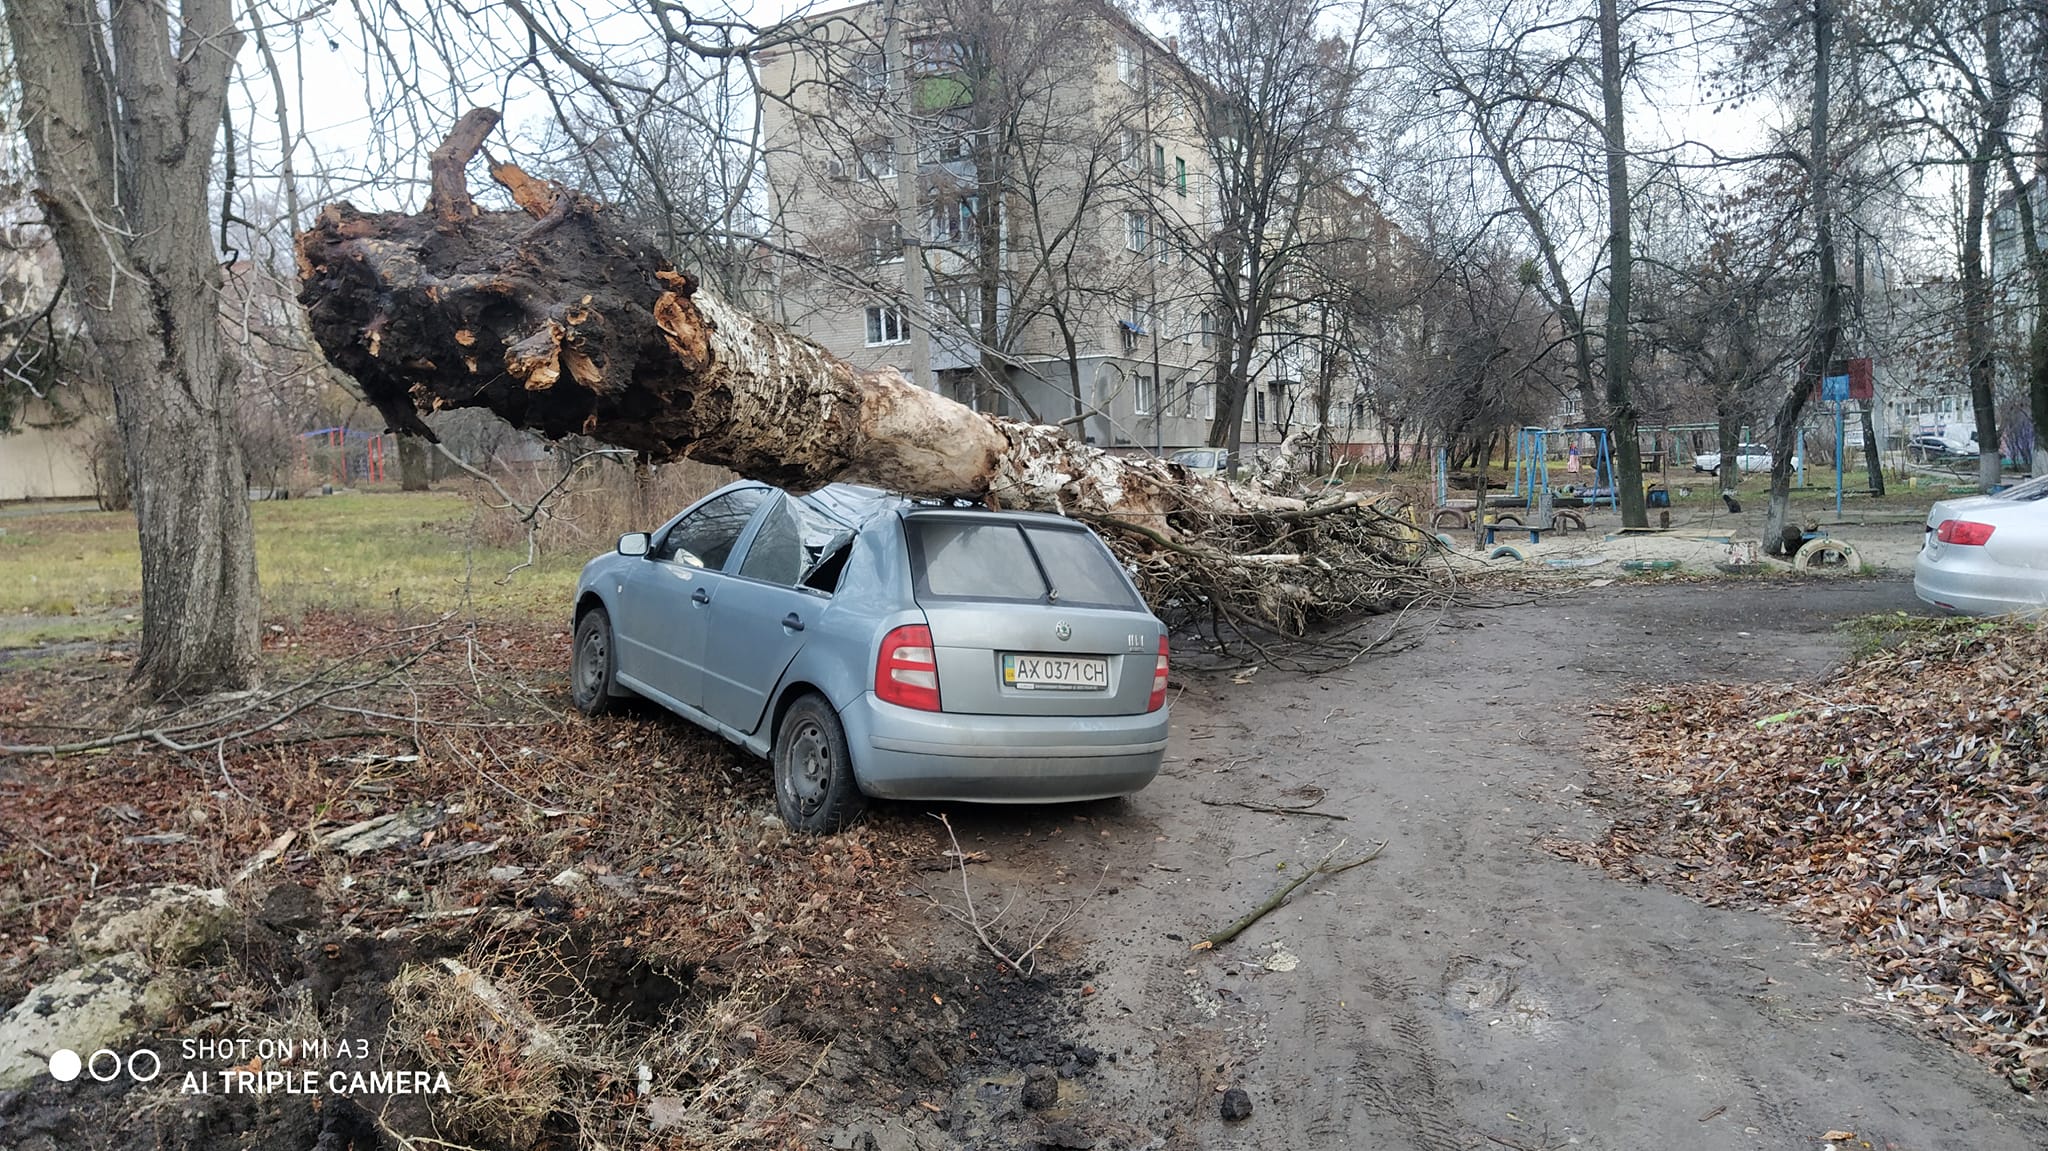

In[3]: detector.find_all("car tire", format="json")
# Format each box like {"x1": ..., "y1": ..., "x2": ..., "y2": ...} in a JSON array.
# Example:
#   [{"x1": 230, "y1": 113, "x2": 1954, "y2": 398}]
[
  {"x1": 774, "y1": 694, "x2": 867, "y2": 833},
  {"x1": 572, "y1": 607, "x2": 622, "y2": 716}
]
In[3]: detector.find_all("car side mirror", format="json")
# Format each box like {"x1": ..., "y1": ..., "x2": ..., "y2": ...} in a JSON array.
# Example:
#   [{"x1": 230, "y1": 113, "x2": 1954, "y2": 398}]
[{"x1": 617, "y1": 532, "x2": 651, "y2": 557}]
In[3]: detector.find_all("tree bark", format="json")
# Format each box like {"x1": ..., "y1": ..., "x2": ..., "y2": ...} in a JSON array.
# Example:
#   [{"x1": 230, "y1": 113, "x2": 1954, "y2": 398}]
[
  {"x1": 7, "y1": 0, "x2": 259, "y2": 697},
  {"x1": 1767, "y1": 0, "x2": 1839, "y2": 555},
  {"x1": 299, "y1": 113, "x2": 1256, "y2": 529},
  {"x1": 397, "y1": 433, "x2": 433, "y2": 491},
  {"x1": 1963, "y1": 128, "x2": 2001, "y2": 492},
  {"x1": 1597, "y1": 0, "x2": 1647, "y2": 528},
  {"x1": 296, "y1": 115, "x2": 1448, "y2": 646}
]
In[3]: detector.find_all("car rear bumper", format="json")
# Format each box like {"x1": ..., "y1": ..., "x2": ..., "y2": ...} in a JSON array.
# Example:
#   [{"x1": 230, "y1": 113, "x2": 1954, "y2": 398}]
[
  {"x1": 1913, "y1": 550, "x2": 2048, "y2": 615},
  {"x1": 839, "y1": 692, "x2": 1168, "y2": 802}
]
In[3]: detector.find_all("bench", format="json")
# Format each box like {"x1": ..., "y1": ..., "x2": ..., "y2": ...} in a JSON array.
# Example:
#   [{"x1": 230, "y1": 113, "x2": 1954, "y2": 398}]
[{"x1": 1481, "y1": 523, "x2": 1550, "y2": 546}]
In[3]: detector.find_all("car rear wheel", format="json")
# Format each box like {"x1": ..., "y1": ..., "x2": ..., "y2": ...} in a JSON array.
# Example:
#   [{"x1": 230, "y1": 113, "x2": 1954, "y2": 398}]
[
  {"x1": 774, "y1": 694, "x2": 866, "y2": 833},
  {"x1": 572, "y1": 607, "x2": 621, "y2": 716}
]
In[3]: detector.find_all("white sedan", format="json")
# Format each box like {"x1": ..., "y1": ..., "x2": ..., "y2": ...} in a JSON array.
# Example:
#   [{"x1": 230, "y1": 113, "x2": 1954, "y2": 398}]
[
  {"x1": 1692, "y1": 443, "x2": 1780, "y2": 474},
  {"x1": 1913, "y1": 475, "x2": 2048, "y2": 615}
]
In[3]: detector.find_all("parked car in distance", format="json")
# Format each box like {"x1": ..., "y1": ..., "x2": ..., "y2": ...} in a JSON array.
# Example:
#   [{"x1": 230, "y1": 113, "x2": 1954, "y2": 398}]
[
  {"x1": 571, "y1": 481, "x2": 1170, "y2": 831},
  {"x1": 1169, "y1": 447, "x2": 1230, "y2": 476},
  {"x1": 1692, "y1": 443, "x2": 1777, "y2": 474},
  {"x1": 1914, "y1": 474, "x2": 2048, "y2": 615},
  {"x1": 1907, "y1": 433, "x2": 1979, "y2": 462}
]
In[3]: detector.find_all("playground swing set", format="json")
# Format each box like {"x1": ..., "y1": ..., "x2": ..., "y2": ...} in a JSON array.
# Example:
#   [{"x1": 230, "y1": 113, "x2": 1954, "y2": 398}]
[{"x1": 295, "y1": 427, "x2": 390, "y2": 486}]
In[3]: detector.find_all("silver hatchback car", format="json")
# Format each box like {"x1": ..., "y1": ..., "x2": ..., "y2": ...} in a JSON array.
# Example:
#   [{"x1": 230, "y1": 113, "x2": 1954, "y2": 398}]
[{"x1": 571, "y1": 482, "x2": 1170, "y2": 831}]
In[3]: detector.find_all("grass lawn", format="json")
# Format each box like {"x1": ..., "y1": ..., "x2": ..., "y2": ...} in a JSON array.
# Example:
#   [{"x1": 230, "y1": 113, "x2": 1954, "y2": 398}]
[{"x1": 0, "y1": 491, "x2": 582, "y2": 647}]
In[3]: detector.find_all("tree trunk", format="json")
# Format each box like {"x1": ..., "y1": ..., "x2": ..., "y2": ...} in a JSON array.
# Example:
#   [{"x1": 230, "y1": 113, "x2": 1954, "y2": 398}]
[
  {"x1": 398, "y1": 432, "x2": 433, "y2": 491},
  {"x1": 297, "y1": 115, "x2": 1446, "y2": 643},
  {"x1": 1963, "y1": 136, "x2": 2001, "y2": 493},
  {"x1": 7, "y1": 0, "x2": 259, "y2": 697},
  {"x1": 1767, "y1": 0, "x2": 1838, "y2": 555},
  {"x1": 301, "y1": 111, "x2": 1257, "y2": 527},
  {"x1": 1597, "y1": 0, "x2": 1647, "y2": 529},
  {"x1": 1716, "y1": 392, "x2": 1741, "y2": 492},
  {"x1": 1858, "y1": 398, "x2": 1884, "y2": 496}
]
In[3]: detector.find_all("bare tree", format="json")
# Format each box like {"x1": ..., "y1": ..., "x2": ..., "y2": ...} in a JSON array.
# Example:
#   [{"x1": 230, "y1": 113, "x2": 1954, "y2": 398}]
[
  {"x1": 1389, "y1": 0, "x2": 1657, "y2": 526},
  {"x1": 1163, "y1": 0, "x2": 1369, "y2": 472},
  {"x1": 1639, "y1": 172, "x2": 1809, "y2": 478},
  {"x1": 7, "y1": 0, "x2": 259, "y2": 694}
]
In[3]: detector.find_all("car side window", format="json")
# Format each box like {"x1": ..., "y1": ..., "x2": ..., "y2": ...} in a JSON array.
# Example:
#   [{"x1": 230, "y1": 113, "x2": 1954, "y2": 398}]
[
  {"x1": 738, "y1": 495, "x2": 806, "y2": 585},
  {"x1": 653, "y1": 488, "x2": 767, "y2": 570},
  {"x1": 737, "y1": 492, "x2": 854, "y2": 591}
]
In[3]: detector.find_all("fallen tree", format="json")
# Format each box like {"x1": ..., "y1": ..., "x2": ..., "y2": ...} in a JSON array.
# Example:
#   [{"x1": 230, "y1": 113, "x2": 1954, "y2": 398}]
[{"x1": 295, "y1": 109, "x2": 1447, "y2": 650}]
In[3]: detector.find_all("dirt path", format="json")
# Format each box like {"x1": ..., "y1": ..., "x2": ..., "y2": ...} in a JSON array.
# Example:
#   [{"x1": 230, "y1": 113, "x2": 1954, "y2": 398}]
[{"x1": 905, "y1": 579, "x2": 2045, "y2": 1150}]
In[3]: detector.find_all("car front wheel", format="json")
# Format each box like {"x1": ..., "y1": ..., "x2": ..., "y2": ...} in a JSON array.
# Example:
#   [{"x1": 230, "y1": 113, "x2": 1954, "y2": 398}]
[
  {"x1": 774, "y1": 694, "x2": 866, "y2": 833},
  {"x1": 572, "y1": 607, "x2": 622, "y2": 716}
]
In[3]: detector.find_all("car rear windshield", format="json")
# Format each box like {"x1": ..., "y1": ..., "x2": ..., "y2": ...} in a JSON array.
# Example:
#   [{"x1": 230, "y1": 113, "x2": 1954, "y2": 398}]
[
  {"x1": 1994, "y1": 475, "x2": 2048, "y2": 502},
  {"x1": 906, "y1": 518, "x2": 1141, "y2": 609}
]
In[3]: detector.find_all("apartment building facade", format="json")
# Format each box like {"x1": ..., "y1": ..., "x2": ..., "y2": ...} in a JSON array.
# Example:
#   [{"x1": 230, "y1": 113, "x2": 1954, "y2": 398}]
[{"x1": 757, "y1": 0, "x2": 1315, "y2": 456}]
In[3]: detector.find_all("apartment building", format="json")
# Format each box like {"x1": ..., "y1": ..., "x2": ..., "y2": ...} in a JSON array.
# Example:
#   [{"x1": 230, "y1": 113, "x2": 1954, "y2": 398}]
[{"x1": 756, "y1": 0, "x2": 1234, "y2": 453}]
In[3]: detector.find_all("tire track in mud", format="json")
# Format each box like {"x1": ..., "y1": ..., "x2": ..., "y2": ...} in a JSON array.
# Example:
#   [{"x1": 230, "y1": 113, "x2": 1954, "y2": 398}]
[
  {"x1": 1258, "y1": 913, "x2": 1468, "y2": 1151},
  {"x1": 1348, "y1": 970, "x2": 1469, "y2": 1151}
]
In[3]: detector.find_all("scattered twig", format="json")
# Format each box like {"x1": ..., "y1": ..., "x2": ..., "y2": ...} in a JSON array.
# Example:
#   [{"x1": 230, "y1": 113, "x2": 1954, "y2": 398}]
[
  {"x1": 929, "y1": 813, "x2": 1107, "y2": 975},
  {"x1": 1198, "y1": 797, "x2": 1348, "y2": 821},
  {"x1": 1194, "y1": 839, "x2": 1386, "y2": 950},
  {"x1": 0, "y1": 643, "x2": 440, "y2": 757}
]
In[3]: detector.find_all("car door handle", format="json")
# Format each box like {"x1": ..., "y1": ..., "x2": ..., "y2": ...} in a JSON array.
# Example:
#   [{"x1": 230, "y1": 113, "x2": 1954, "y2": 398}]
[
  {"x1": 782, "y1": 613, "x2": 804, "y2": 632},
  {"x1": 691, "y1": 588, "x2": 710, "y2": 605}
]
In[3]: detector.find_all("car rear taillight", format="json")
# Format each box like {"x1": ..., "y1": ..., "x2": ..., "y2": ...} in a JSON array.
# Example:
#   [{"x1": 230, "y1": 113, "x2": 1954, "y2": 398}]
[
  {"x1": 876, "y1": 624, "x2": 941, "y2": 711},
  {"x1": 1936, "y1": 519, "x2": 1996, "y2": 546},
  {"x1": 1147, "y1": 636, "x2": 1170, "y2": 712}
]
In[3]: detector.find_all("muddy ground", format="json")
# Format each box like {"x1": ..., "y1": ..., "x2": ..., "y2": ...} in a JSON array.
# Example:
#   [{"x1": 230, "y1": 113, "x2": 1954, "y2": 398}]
[
  {"x1": 6, "y1": 578, "x2": 2045, "y2": 1150},
  {"x1": 842, "y1": 578, "x2": 2047, "y2": 1150}
]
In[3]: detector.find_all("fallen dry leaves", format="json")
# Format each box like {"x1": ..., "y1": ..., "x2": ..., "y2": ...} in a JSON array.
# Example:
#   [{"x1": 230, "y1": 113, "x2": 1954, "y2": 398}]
[
  {"x1": 1581, "y1": 616, "x2": 2047, "y2": 1089},
  {"x1": 0, "y1": 611, "x2": 933, "y2": 988}
]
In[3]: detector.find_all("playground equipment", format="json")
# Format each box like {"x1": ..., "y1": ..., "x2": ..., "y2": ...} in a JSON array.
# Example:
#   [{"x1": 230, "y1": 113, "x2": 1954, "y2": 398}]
[
  {"x1": 296, "y1": 427, "x2": 389, "y2": 485},
  {"x1": 1511, "y1": 426, "x2": 1616, "y2": 511}
]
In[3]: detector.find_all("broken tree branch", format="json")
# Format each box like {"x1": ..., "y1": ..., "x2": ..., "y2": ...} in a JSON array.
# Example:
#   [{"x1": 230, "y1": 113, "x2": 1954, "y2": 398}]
[
  {"x1": 1197, "y1": 797, "x2": 1348, "y2": 821},
  {"x1": 1194, "y1": 839, "x2": 1386, "y2": 950},
  {"x1": 427, "y1": 108, "x2": 501, "y2": 222}
]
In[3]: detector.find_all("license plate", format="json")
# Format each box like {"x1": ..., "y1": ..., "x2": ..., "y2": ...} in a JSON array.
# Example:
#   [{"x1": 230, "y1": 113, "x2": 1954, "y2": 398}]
[{"x1": 1001, "y1": 653, "x2": 1108, "y2": 691}]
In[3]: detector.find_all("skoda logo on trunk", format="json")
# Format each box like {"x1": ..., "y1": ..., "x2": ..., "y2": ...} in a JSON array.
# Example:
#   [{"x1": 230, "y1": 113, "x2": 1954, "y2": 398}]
[{"x1": 1053, "y1": 621, "x2": 1072, "y2": 642}]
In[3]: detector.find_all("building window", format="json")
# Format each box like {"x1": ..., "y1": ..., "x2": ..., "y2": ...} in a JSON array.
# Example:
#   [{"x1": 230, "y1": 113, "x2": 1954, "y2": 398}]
[
  {"x1": 864, "y1": 222, "x2": 903, "y2": 264},
  {"x1": 1153, "y1": 143, "x2": 1167, "y2": 182},
  {"x1": 1253, "y1": 390, "x2": 1266, "y2": 426},
  {"x1": 1135, "y1": 373, "x2": 1157, "y2": 415},
  {"x1": 1122, "y1": 128, "x2": 1143, "y2": 166},
  {"x1": 854, "y1": 50, "x2": 888, "y2": 93},
  {"x1": 1125, "y1": 211, "x2": 1148, "y2": 253},
  {"x1": 865, "y1": 305, "x2": 908, "y2": 345},
  {"x1": 1117, "y1": 43, "x2": 1139, "y2": 87},
  {"x1": 1202, "y1": 383, "x2": 1215, "y2": 420},
  {"x1": 858, "y1": 140, "x2": 894, "y2": 179},
  {"x1": 1198, "y1": 310, "x2": 1215, "y2": 348},
  {"x1": 931, "y1": 281, "x2": 974, "y2": 321},
  {"x1": 1176, "y1": 157, "x2": 1188, "y2": 196},
  {"x1": 911, "y1": 35, "x2": 964, "y2": 76},
  {"x1": 1119, "y1": 298, "x2": 1149, "y2": 352},
  {"x1": 919, "y1": 119, "x2": 974, "y2": 164},
  {"x1": 932, "y1": 196, "x2": 978, "y2": 243}
]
